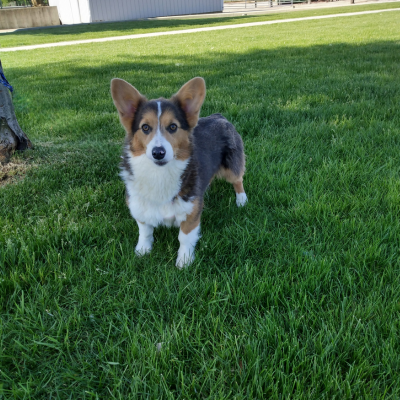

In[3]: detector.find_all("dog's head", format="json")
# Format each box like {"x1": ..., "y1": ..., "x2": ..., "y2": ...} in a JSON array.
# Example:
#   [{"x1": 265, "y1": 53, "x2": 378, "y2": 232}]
[{"x1": 111, "y1": 77, "x2": 206, "y2": 166}]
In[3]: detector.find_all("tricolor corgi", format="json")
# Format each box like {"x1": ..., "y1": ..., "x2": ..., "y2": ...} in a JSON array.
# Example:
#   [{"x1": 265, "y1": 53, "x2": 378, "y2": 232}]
[{"x1": 111, "y1": 77, "x2": 247, "y2": 268}]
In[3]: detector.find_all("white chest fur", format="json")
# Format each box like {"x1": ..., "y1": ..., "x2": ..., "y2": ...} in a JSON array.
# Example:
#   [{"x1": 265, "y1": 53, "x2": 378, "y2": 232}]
[{"x1": 120, "y1": 152, "x2": 194, "y2": 227}]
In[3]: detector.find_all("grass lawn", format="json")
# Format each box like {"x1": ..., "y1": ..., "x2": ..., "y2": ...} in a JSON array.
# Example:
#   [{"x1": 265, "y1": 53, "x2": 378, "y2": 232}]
[
  {"x1": 1, "y1": 9, "x2": 400, "y2": 399},
  {"x1": 1, "y1": 2, "x2": 400, "y2": 48}
]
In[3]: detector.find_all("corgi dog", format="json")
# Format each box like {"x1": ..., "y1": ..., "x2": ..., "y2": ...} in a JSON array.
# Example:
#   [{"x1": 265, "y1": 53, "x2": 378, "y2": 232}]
[{"x1": 111, "y1": 77, "x2": 247, "y2": 268}]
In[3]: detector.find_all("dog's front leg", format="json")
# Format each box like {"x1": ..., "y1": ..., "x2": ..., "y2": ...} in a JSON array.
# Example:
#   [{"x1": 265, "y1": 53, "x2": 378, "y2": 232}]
[
  {"x1": 176, "y1": 199, "x2": 202, "y2": 269},
  {"x1": 135, "y1": 220, "x2": 154, "y2": 256},
  {"x1": 176, "y1": 225, "x2": 200, "y2": 269}
]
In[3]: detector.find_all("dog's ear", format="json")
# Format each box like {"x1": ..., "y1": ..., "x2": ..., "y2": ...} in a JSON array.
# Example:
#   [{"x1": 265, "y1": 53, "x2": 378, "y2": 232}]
[
  {"x1": 111, "y1": 78, "x2": 145, "y2": 133},
  {"x1": 172, "y1": 77, "x2": 206, "y2": 129}
]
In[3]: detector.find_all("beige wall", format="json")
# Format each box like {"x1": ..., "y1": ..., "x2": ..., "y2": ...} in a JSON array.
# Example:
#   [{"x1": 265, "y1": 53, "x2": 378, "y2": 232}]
[{"x1": 0, "y1": 6, "x2": 60, "y2": 29}]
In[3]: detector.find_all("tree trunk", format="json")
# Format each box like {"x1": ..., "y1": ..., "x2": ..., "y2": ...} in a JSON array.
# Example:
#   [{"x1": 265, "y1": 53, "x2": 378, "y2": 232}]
[
  {"x1": 0, "y1": 61, "x2": 33, "y2": 164},
  {"x1": 32, "y1": 0, "x2": 46, "y2": 6}
]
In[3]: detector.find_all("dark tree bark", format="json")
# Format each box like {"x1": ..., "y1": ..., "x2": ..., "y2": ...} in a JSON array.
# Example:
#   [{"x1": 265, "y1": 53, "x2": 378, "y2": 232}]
[{"x1": 0, "y1": 61, "x2": 33, "y2": 164}]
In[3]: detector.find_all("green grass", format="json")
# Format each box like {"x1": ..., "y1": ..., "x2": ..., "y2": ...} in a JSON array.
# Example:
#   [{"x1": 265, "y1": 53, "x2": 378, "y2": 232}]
[
  {"x1": 1, "y1": 2, "x2": 400, "y2": 48},
  {"x1": 1, "y1": 10, "x2": 400, "y2": 399}
]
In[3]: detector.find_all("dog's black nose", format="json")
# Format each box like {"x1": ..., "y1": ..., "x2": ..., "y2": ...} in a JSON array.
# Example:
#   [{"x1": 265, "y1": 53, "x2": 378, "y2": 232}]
[{"x1": 152, "y1": 146, "x2": 166, "y2": 160}]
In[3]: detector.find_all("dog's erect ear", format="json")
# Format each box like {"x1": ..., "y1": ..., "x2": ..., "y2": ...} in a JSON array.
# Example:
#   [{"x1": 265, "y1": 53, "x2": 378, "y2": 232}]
[
  {"x1": 111, "y1": 78, "x2": 145, "y2": 133},
  {"x1": 172, "y1": 77, "x2": 206, "y2": 129}
]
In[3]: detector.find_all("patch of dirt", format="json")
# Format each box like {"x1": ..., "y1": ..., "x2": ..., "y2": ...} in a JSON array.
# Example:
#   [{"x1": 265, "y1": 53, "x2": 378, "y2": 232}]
[{"x1": 0, "y1": 157, "x2": 34, "y2": 187}]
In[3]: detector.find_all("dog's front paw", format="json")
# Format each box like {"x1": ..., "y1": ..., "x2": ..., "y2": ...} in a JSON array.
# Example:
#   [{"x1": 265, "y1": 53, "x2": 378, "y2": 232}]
[
  {"x1": 135, "y1": 239, "x2": 153, "y2": 256},
  {"x1": 176, "y1": 248, "x2": 195, "y2": 269},
  {"x1": 236, "y1": 192, "x2": 248, "y2": 207}
]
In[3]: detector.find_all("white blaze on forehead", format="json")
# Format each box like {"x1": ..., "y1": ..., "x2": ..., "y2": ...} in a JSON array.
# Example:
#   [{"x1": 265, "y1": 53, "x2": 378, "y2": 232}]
[
  {"x1": 157, "y1": 101, "x2": 162, "y2": 119},
  {"x1": 154, "y1": 101, "x2": 162, "y2": 146},
  {"x1": 145, "y1": 100, "x2": 174, "y2": 163}
]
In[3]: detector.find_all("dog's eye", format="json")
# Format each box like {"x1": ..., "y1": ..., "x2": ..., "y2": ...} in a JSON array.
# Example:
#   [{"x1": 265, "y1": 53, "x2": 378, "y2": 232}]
[
  {"x1": 142, "y1": 124, "x2": 150, "y2": 134},
  {"x1": 169, "y1": 123, "x2": 178, "y2": 133}
]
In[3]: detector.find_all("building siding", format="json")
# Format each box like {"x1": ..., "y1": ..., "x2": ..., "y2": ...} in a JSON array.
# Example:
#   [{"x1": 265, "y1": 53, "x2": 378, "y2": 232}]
[
  {"x1": 50, "y1": 0, "x2": 222, "y2": 24},
  {"x1": 49, "y1": 0, "x2": 91, "y2": 24},
  {"x1": 89, "y1": 0, "x2": 222, "y2": 22}
]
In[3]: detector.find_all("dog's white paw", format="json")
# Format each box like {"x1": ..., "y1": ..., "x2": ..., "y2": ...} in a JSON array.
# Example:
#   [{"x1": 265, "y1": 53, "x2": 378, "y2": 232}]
[
  {"x1": 236, "y1": 192, "x2": 248, "y2": 207},
  {"x1": 175, "y1": 248, "x2": 195, "y2": 269},
  {"x1": 135, "y1": 239, "x2": 153, "y2": 256}
]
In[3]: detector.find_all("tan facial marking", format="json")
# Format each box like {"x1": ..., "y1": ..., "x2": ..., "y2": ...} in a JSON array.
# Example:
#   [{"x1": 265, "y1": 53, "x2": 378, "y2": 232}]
[
  {"x1": 159, "y1": 110, "x2": 191, "y2": 161},
  {"x1": 180, "y1": 198, "x2": 203, "y2": 235},
  {"x1": 129, "y1": 110, "x2": 158, "y2": 157}
]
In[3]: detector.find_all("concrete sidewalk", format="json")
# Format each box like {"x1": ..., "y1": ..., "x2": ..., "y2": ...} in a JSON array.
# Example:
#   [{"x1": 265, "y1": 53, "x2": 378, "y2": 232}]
[{"x1": 1, "y1": 7, "x2": 398, "y2": 52}]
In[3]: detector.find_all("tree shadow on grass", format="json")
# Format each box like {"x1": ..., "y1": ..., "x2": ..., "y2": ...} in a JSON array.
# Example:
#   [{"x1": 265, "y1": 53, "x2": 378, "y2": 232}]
[{"x1": 7, "y1": 40, "x2": 400, "y2": 142}]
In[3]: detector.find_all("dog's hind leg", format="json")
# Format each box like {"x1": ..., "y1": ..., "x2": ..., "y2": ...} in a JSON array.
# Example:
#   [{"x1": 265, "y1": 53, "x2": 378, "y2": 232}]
[
  {"x1": 217, "y1": 167, "x2": 247, "y2": 207},
  {"x1": 233, "y1": 178, "x2": 247, "y2": 207},
  {"x1": 217, "y1": 124, "x2": 248, "y2": 207}
]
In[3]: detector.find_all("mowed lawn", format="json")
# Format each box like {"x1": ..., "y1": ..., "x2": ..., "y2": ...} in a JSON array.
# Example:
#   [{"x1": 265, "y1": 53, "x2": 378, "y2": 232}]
[
  {"x1": 1, "y1": 2, "x2": 400, "y2": 48},
  {"x1": 1, "y1": 10, "x2": 400, "y2": 399}
]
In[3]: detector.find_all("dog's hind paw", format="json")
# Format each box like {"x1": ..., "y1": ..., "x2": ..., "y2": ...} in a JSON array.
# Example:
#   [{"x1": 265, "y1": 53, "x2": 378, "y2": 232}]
[{"x1": 236, "y1": 192, "x2": 248, "y2": 207}]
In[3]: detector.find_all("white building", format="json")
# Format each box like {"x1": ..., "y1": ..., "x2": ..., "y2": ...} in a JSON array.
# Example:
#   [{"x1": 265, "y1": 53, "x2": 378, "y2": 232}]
[{"x1": 49, "y1": 0, "x2": 223, "y2": 24}]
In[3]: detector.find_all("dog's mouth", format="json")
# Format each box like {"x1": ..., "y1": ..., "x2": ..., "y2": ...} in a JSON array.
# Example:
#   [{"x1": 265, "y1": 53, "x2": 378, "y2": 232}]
[{"x1": 154, "y1": 160, "x2": 167, "y2": 166}]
